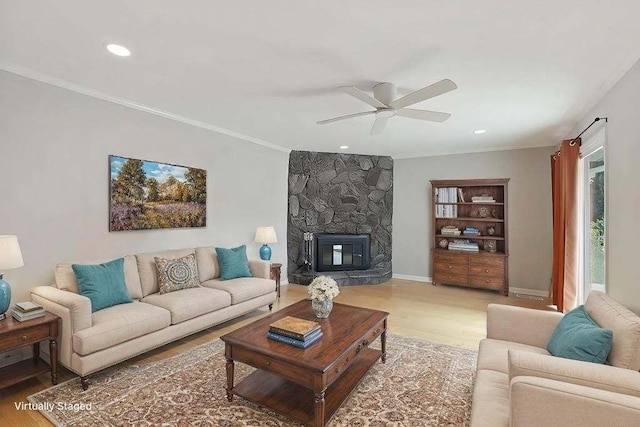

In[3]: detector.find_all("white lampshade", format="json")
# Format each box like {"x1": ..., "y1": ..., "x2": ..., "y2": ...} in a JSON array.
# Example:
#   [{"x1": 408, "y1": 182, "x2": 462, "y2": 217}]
[
  {"x1": 0, "y1": 235, "x2": 24, "y2": 270},
  {"x1": 254, "y1": 226, "x2": 277, "y2": 244}
]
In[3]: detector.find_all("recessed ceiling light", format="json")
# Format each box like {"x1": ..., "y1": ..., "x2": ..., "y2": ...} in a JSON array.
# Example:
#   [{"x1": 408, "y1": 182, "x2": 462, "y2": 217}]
[
  {"x1": 339, "y1": 145, "x2": 349, "y2": 149},
  {"x1": 474, "y1": 129, "x2": 487, "y2": 134},
  {"x1": 106, "y1": 44, "x2": 131, "y2": 57}
]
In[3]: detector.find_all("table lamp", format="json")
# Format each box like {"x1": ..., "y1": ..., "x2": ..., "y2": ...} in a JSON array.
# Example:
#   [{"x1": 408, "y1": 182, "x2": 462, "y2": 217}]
[
  {"x1": 254, "y1": 226, "x2": 277, "y2": 261},
  {"x1": 0, "y1": 235, "x2": 24, "y2": 321}
]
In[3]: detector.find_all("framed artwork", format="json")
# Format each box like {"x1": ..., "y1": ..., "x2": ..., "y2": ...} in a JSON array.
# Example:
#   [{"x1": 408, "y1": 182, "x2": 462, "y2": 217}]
[{"x1": 109, "y1": 155, "x2": 206, "y2": 231}]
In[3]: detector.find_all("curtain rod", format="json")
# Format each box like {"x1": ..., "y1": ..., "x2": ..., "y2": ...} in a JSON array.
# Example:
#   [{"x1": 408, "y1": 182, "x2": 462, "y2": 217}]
[{"x1": 569, "y1": 117, "x2": 608, "y2": 146}]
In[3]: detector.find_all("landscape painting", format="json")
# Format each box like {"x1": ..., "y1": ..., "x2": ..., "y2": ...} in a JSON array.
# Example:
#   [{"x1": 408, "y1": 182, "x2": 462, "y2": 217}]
[{"x1": 109, "y1": 155, "x2": 206, "y2": 231}]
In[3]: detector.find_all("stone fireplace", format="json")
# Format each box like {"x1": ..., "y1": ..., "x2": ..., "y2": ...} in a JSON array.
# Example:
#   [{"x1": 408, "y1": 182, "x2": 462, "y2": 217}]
[{"x1": 287, "y1": 151, "x2": 392, "y2": 285}]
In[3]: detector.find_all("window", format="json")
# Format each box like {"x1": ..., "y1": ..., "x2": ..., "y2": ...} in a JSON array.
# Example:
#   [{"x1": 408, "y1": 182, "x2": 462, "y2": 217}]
[{"x1": 579, "y1": 128, "x2": 606, "y2": 302}]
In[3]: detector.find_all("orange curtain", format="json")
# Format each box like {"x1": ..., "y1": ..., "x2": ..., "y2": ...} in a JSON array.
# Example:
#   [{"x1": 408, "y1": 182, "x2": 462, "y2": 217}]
[{"x1": 550, "y1": 139, "x2": 580, "y2": 312}]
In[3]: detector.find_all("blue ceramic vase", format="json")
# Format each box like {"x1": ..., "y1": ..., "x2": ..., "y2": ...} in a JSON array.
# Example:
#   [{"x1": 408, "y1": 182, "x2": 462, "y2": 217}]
[
  {"x1": 0, "y1": 274, "x2": 11, "y2": 319},
  {"x1": 259, "y1": 244, "x2": 272, "y2": 261}
]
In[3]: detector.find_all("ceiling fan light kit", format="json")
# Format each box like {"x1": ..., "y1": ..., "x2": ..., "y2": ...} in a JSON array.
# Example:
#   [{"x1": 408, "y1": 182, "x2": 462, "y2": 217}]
[{"x1": 318, "y1": 79, "x2": 457, "y2": 135}]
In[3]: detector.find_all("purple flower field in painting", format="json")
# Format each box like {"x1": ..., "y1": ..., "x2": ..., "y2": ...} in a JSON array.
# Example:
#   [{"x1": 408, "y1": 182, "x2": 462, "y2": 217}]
[{"x1": 110, "y1": 202, "x2": 205, "y2": 231}]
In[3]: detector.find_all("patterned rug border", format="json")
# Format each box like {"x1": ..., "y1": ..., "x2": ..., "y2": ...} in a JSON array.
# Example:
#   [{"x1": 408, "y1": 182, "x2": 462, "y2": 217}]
[{"x1": 28, "y1": 333, "x2": 478, "y2": 426}]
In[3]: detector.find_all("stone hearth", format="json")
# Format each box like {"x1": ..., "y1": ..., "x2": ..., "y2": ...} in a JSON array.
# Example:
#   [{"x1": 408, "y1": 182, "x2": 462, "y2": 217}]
[{"x1": 287, "y1": 151, "x2": 393, "y2": 285}]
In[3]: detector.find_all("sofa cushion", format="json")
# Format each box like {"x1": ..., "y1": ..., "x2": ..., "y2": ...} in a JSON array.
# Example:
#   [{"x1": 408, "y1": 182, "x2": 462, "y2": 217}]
[
  {"x1": 469, "y1": 369, "x2": 510, "y2": 427},
  {"x1": 73, "y1": 301, "x2": 171, "y2": 356},
  {"x1": 155, "y1": 254, "x2": 200, "y2": 294},
  {"x1": 56, "y1": 254, "x2": 143, "y2": 299},
  {"x1": 195, "y1": 246, "x2": 220, "y2": 281},
  {"x1": 201, "y1": 277, "x2": 275, "y2": 305},
  {"x1": 477, "y1": 338, "x2": 550, "y2": 374},
  {"x1": 72, "y1": 258, "x2": 133, "y2": 312},
  {"x1": 547, "y1": 305, "x2": 613, "y2": 364},
  {"x1": 584, "y1": 291, "x2": 640, "y2": 370},
  {"x1": 136, "y1": 248, "x2": 196, "y2": 297},
  {"x1": 508, "y1": 349, "x2": 640, "y2": 398},
  {"x1": 141, "y1": 287, "x2": 231, "y2": 324},
  {"x1": 215, "y1": 245, "x2": 252, "y2": 280}
]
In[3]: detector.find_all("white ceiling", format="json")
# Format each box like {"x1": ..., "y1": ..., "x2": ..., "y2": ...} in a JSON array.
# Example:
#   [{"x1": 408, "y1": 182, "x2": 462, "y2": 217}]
[{"x1": 2, "y1": 1, "x2": 640, "y2": 158}]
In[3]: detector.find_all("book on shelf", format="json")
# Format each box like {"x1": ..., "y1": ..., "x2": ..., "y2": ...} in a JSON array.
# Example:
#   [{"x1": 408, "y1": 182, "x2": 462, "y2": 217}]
[
  {"x1": 435, "y1": 187, "x2": 458, "y2": 218},
  {"x1": 471, "y1": 194, "x2": 495, "y2": 203},
  {"x1": 269, "y1": 316, "x2": 321, "y2": 341},
  {"x1": 12, "y1": 309, "x2": 46, "y2": 322},
  {"x1": 266, "y1": 329, "x2": 323, "y2": 348},
  {"x1": 14, "y1": 301, "x2": 44, "y2": 313},
  {"x1": 457, "y1": 188, "x2": 465, "y2": 203}
]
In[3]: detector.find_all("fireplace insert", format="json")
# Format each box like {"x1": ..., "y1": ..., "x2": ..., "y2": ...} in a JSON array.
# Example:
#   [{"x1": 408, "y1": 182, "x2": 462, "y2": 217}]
[{"x1": 315, "y1": 233, "x2": 371, "y2": 272}]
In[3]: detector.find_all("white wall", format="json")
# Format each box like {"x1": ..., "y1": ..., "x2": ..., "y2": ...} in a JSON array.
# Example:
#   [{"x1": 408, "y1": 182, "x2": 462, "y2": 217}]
[
  {"x1": 0, "y1": 71, "x2": 289, "y2": 307},
  {"x1": 393, "y1": 146, "x2": 555, "y2": 293},
  {"x1": 569, "y1": 59, "x2": 640, "y2": 313}
]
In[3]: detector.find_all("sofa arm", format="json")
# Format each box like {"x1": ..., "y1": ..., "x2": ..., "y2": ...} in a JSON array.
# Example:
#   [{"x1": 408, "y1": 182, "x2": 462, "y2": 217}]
[
  {"x1": 31, "y1": 286, "x2": 92, "y2": 333},
  {"x1": 508, "y1": 350, "x2": 640, "y2": 398},
  {"x1": 248, "y1": 259, "x2": 271, "y2": 279},
  {"x1": 487, "y1": 304, "x2": 563, "y2": 348},
  {"x1": 510, "y1": 376, "x2": 640, "y2": 427}
]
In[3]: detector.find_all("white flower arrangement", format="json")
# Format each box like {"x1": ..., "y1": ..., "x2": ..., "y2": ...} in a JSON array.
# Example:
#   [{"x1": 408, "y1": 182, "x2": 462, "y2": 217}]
[{"x1": 308, "y1": 275, "x2": 340, "y2": 302}]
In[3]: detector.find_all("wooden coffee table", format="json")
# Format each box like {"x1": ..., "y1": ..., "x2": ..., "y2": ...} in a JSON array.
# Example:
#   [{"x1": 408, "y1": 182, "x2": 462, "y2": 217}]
[{"x1": 221, "y1": 299, "x2": 388, "y2": 427}]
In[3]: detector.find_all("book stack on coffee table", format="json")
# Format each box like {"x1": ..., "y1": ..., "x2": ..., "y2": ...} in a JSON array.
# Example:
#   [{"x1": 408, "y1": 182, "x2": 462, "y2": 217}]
[{"x1": 267, "y1": 316, "x2": 323, "y2": 348}]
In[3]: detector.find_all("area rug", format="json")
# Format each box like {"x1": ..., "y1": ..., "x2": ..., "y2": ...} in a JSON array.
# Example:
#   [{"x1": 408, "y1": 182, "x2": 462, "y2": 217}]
[{"x1": 28, "y1": 334, "x2": 477, "y2": 426}]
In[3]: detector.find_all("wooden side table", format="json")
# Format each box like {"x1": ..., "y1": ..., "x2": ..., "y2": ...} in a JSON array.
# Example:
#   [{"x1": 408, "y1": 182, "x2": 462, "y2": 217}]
[
  {"x1": 0, "y1": 312, "x2": 60, "y2": 389},
  {"x1": 270, "y1": 263, "x2": 282, "y2": 298}
]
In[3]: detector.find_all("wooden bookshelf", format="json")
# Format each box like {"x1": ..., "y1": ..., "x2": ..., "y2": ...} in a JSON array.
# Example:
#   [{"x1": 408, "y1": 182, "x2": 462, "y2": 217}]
[{"x1": 430, "y1": 179, "x2": 510, "y2": 295}]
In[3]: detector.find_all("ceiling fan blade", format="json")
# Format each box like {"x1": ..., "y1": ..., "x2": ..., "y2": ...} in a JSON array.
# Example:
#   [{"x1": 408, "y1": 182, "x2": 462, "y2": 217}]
[
  {"x1": 341, "y1": 86, "x2": 387, "y2": 108},
  {"x1": 395, "y1": 108, "x2": 451, "y2": 122},
  {"x1": 389, "y1": 79, "x2": 457, "y2": 109},
  {"x1": 317, "y1": 110, "x2": 375, "y2": 125},
  {"x1": 370, "y1": 115, "x2": 388, "y2": 135}
]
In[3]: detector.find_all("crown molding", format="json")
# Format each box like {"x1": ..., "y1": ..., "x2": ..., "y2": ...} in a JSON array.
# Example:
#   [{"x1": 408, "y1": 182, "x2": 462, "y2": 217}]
[{"x1": 0, "y1": 60, "x2": 291, "y2": 154}]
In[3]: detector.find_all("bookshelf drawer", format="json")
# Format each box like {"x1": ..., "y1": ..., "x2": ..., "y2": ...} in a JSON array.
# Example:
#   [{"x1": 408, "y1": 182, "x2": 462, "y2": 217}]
[
  {"x1": 433, "y1": 271, "x2": 469, "y2": 285},
  {"x1": 470, "y1": 255, "x2": 505, "y2": 268},
  {"x1": 469, "y1": 275, "x2": 504, "y2": 289},
  {"x1": 0, "y1": 324, "x2": 50, "y2": 348},
  {"x1": 434, "y1": 262, "x2": 469, "y2": 275},
  {"x1": 469, "y1": 265, "x2": 504, "y2": 278},
  {"x1": 434, "y1": 252, "x2": 468, "y2": 265}
]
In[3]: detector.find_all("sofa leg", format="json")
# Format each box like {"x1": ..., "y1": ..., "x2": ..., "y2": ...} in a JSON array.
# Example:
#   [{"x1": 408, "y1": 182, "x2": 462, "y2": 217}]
[
  {"x1": 268, "y1": 304, "x2": 273, "y2": 311},
  {"x1": 80, "y1": 376, "x2": 89, "y2": 390}
]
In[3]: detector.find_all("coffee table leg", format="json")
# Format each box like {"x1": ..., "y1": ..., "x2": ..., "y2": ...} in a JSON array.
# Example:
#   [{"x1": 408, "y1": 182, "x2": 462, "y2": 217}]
[
  {"x1": 381, "y1": 319, "x2": 387, "y2": 364},
  {"x1": 314, "y1": 390, "x2": 326, "y2": 426},
  {"x1": 225, "y1": 357, "x2": 234, "y2": 401}
]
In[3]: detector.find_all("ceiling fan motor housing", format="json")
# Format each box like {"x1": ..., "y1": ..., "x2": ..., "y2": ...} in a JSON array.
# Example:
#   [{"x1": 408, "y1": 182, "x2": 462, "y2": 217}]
[{"x1": 373, "y1": 82, "x2": 397, "y2": 106}]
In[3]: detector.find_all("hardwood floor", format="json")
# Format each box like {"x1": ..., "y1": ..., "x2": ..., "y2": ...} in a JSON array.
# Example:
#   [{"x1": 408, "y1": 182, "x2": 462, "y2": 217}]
[{"x1": 0, "y1": 279, "x2": 552, "y2": 426}]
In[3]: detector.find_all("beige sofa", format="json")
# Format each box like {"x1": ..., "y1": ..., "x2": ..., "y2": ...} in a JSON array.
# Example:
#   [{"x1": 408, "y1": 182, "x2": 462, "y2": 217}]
[
  {"x1": 31, "y1": 247, "x2": 277, "y2": 389},
  {"x1": 471, "y1": 291, "x2": 640, "y2": 427}
]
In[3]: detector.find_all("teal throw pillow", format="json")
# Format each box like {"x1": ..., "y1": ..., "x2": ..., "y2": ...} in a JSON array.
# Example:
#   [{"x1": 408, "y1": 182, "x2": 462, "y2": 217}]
[
  {"x1": 72, "y1": 258, "x2": 133, "y2": 312},
  {"x1": 215, "y1": 245, "x2": 252, "y2": 280},
  {"x1": 547, "y1": 305, "x2": 613, "y2": 364}
]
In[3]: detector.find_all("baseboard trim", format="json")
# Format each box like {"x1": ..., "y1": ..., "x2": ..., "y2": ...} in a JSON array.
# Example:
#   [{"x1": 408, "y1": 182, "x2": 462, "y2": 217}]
[
  {"x1": 509, "y1": 287, "x2": 550, "y2": 297},
  {"x1": 392, "y1": 274, "x2": 432, "y2": 283}
]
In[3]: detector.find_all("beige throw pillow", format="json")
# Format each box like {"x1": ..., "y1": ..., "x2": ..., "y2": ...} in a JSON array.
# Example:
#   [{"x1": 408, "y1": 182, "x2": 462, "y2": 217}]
[{"x1": 155, "y1": 253, "x2": 201, "y2": 294}]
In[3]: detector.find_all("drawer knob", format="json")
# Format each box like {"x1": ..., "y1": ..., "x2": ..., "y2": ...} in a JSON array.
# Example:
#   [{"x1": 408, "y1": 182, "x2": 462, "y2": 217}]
[
  {"x1": 448, "y1": 265, "x2": 452, "y2": 269},
  {"x1": 485, "y1": 279, "x2": 490, "y2": 283},
  {"x1": 485, "y1": 269, "x2": 489, "y2": 273},
  {"x1": 23, "y1": 335, "x2": 27, "y2": 340},
  {"x1": 266, "y1": 361, "x2": 271, "y2": 366}
]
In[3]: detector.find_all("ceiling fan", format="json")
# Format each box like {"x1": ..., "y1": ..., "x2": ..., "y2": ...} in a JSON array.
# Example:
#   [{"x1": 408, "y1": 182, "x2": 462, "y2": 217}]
[{"x1": 317, "y1": 79, "x2": 457, "y2": 135}]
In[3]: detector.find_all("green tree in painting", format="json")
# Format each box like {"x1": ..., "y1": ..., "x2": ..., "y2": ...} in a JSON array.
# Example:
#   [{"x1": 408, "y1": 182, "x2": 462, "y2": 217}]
[
  {"x1": 146, "y1": 177, "x2": 160, "y2": 202},
  {"x1": 113, "y1": 159, "x2": 146, "y2": 205},
  {"x1": 186, "y1": 168, "x2": 207, "y2": 204}
]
